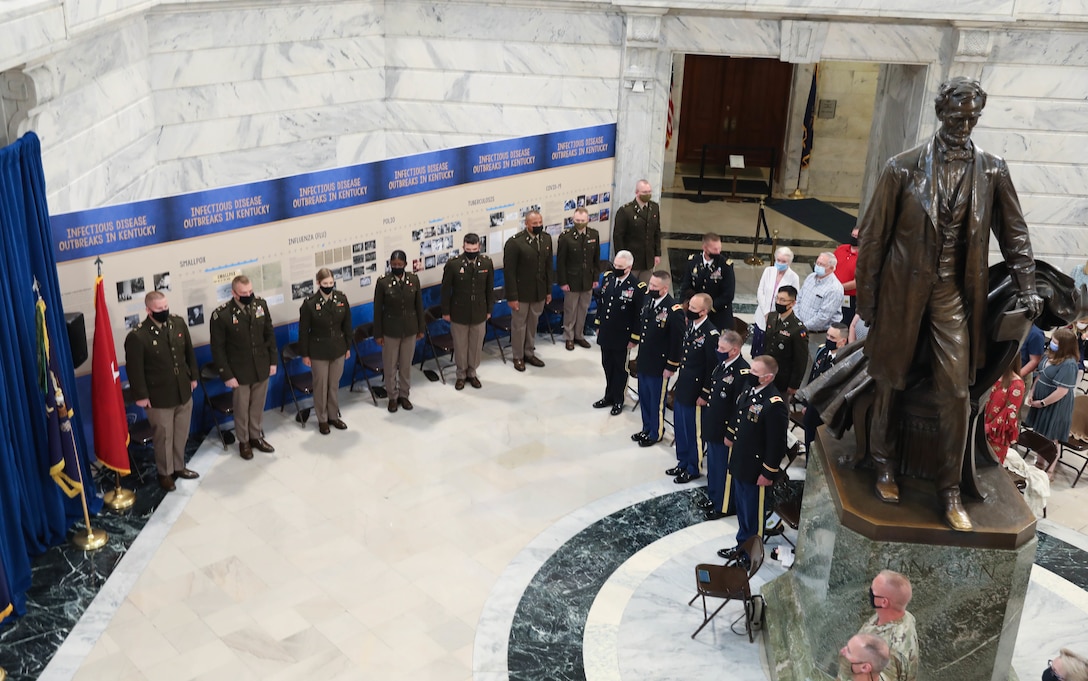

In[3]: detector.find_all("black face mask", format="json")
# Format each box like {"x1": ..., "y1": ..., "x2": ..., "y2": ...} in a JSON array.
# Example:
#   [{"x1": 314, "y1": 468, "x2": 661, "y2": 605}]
[
  {"x1": 775, "y1": 303, "x2": 788, "y2": 314},
  {"x1": 825, "y1": 338, "x2": 837, "y2": 351},
  {"x1": 527, "y1": 225, "x2": 541, "y2": 235},
  {"x1": 613, "y1": 267, "x2": 627, "y2": 278},
  {"x1": 748, "y1": 373, "x2": 763, "y2": 387},
  {"x1": 850, "y1": 236, "x2": 859, "y2": 247},
  {"x1": 151, "y1": 309, "x2": 170, "y2": 324},
  {"x1": 686, "y1": 309, "x2": 702, "y2": 321},
  {"x1": 464, "y1": 251, "x2": 479, "y2": 260},
  {"x1": 319, "y1": 285, "x2": 335, "y2": 295},
  {"x1": 868, "y1": 587, "x2": 880, "y2": 609},
  {"x1": 1043, "y1": 667, "x2": 1060, "y2": 681},
  {"x1": 238, "y1": 294, "x2": 254, "y2": 306},
  {"x1": 391, "y1": 267, "x2": 405, "y2": 276}
]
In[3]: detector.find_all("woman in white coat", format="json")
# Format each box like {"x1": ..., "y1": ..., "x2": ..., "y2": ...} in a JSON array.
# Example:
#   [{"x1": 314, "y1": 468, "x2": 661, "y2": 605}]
[{"x1": 752, "y1": 246, "x2": 800, "y2": 355}]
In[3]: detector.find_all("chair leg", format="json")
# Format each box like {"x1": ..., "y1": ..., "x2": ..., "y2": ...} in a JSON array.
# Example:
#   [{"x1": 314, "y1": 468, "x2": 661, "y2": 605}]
[
  {"x1": 691, "y1": 597, "x2": 730, "y2": 639},
  {"x1": 744, "y1": 600, "x2": 753, "y2": 643}
]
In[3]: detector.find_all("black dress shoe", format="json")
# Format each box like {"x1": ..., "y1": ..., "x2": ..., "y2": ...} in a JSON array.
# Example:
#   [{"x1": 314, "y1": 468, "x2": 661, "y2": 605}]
[
  {"x1": 525, "y1": 355, "x2": 545, "y2": 367},
  {"x1": 513, "y1": 359, "x2": 526, "y2": 372},
  {"x1": 717, "y1": 546, "x2": 742, "y2": 561},
  {"x1": 565, "y1": 340, "x2": 575, "y2": 351},
  {"x1": 638, "y1": 437, "x2": 659, "y2": 447},
  {"x1": 593, "y1": 398, "x2": 611, "y2": 409},
  {"x1": 399, "y1": 397, "x2": 414, "y2": 410},
  {"x1": 388, "y1": 399, "x2": 399, "y2": 413},
  {"x1": 704, "y1": 510, "x2": 726, "y2": 521},
  {"x1": 631, "y1": 431, "x2": 649, "y2": 442},
  {"x1": 468, "y1": 376, "x2": 482, "y2": 389},
  {"x1": 455, "y1": 379, "x2": 466, "y2": 390},
  {"x1": 250, "y1": 438, "x2": 275, "y2": 453},
  {"x1": 575, "y1": 338, "x2": 592, "y2": 349},
  {"x1": 610, "y1": 404, "x2": 623, "y2": 415},
  {"x1": 665, "y1": 465, "x2": 684, "y2": 476},
  {"x1": 319, "y1": 422, "x2": 331, "y2": 435},
  {"x1": 697, "y1": 498, "x2": 714, "y2": 510},
  {"x1": 173, "y1": 468, "x2": 199, "y2": 480},
  {"x1": 673, "y1": 471, "x2": 700, "y2": 484},
  {"x1": 239, "y1": 442, "x2": 253, "y2": 460},
  {"x1": 329, "y1": 418, "x2": 347, "y2": 430},
  {"x1": 158, "y1": 474, "x2": 176, "y2": 492}
]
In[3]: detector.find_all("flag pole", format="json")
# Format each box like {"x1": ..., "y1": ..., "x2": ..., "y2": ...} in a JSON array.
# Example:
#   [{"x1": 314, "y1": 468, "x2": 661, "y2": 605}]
[
  {"x1": 68, "y1": 417, "x2": 108, "y2": 551},
  {"x1": 94, "y1": 256, "x2": 136, "y2": 512}
]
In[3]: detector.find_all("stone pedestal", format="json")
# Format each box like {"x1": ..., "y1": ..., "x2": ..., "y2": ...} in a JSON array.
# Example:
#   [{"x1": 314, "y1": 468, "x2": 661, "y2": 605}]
[{"x1": 762, "y1": 428, "x2": 1036, "y2": 681}]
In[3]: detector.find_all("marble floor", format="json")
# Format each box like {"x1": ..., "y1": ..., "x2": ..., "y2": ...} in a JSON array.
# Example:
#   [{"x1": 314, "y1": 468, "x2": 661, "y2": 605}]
[{"x1": 34, "y1": 196, "x2": 1088, "y2": 681}]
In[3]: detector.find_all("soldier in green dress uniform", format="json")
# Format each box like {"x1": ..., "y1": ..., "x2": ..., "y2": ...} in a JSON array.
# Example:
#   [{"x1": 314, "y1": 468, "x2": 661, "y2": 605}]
[
  {"x1": 441, "y1": 233, "x2": 494, "y2": 390},
  {"x1": 298, "y1": 267, "x2": 352, "y2": 434},
  {"x1": 374, "y1": 250, "x2": 424, "y2": 412}
]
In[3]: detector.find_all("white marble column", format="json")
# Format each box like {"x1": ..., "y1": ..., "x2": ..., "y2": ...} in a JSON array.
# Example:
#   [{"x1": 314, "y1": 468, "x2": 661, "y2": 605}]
[
  {"x1": 613, "y1": 8, "x2": 669, "y2": 215},
  {"x1": 778, "y1": 20, "x2": 829, "y2": 198}
]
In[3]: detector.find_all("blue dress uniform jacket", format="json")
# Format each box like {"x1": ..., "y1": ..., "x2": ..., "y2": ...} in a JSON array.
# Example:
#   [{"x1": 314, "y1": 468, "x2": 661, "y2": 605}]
[
  {"x1": 701, "y1": 357, "x2": 751, "y2": 443},
  {"x1": 680, "y1": 252, "x2": 736, "y2": 333},
  {"x1": 634, "y1": 294, "x2": 684, "y2": 376},
  {"x1": 210, "y1": 298, "x2": 278, "y2": 385},
  {"x1": 763, "y1": 311, "x2": 809, "y2": 392},
  {"x1": 674, "y1": 320, "x2": 720, "y2": 407},
  {"x1": 594, "y1": 273, "x2": 646, "y2": 349},
  {"x1": 726, "y1": 385, "x2": 789, "y2": 484}
]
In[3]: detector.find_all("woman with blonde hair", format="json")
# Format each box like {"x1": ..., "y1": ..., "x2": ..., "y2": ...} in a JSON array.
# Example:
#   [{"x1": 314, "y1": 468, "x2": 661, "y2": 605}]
[{"x1": 1025, "y1": 327, "x2": 1080, "y2": 478}]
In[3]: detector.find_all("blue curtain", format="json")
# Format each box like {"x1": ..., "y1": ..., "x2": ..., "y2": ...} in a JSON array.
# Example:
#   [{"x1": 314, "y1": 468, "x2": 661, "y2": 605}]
[{"x1": 0, "y1": 132, "x2": 99, "y2": 624}]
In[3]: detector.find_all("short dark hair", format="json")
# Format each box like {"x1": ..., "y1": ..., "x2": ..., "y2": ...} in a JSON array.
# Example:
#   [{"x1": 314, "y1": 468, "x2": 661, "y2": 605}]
[
  {"x1": 702, "y1": 232, "x2": 722, "y2": 244},
  {"x1": 463, "y1": 232, "x2": 480, "y2": 246},
  {"x1": 830, "y1": 322, "x2": 849, "y2": 334},
  {"x1": 778, "y1": 285, "x2": 798, "y2": 301},
  {"x1": 390, "y1": 250, "x2": 408, "y2": 262}
]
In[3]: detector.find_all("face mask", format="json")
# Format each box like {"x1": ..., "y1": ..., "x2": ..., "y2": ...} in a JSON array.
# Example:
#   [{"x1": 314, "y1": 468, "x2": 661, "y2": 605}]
[
  {"x1": 319, "y1": 285, "x2": 335, "y2": 295},
  {"x1": 574, "y1": 222, "x2": 589, "y2": 229},
  {"x1": 775, "y1": 303, "x2": 788, "y2": 314},
  {"x1": 464, "y1": 251, "x2": 479, "y2": 260},
  {"x1": 686, "y1": 309, "x2": 702, "y2": 321},
  {"x1": 814, "y1": 265, "x2": 827, "y2": 277},
  {"x1": 238, "y1": 294, "x2": 254, "y2": 306},
  {"x1": 717, "y1": 350, "x2": 732, "y2": 362},
  {"x1": 1043, "y1": 666, "x2": 1060, "y2": 681},
  {"x1": 850, "y1": 236, "x2": 859, "y2": 247},
  {"x1": 1049, "y1": 341, "x2": 1060, "y2": 352},
  {"x1": 748, "y1": 373, "x2": 763, "y2": 387},
  {"x1": 613, "y1": 267, "x2": 627, "y2": 278},
  {"x1": 1077, "y1": 322, "x2": 1087, "y2": 330},
  {"x1": 391, "y1": 267, "x2": 405, "y2": 276},
  {"x1": 775, "y1": 262, "x2": 788, "y2": 272},
  {"x1": 151, "y1": 309, "x2": 170, "y2": 324},
  {"x1": 825, "y1": 338, "x2": 838, "y2": 351},
  {"x1": 868, "y1": 587, "x2": 881, "y2": 609},
  {"x1": 638, "y1": 193, "x2": 652, "y2": 203},
  {"x1": 527, "y1": 225, "x2": 541, "y2": 235}
]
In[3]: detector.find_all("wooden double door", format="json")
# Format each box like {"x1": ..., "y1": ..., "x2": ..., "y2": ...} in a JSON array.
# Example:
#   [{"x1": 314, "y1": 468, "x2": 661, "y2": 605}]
[{"x1": 676, "y1": 55, "x2": 794, "y2": 171}]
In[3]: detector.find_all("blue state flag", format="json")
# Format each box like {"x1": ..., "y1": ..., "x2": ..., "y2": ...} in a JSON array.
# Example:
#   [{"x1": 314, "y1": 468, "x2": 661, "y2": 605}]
[{"x1": 36, "y1": 296, "x2": 82, "y2": 498}]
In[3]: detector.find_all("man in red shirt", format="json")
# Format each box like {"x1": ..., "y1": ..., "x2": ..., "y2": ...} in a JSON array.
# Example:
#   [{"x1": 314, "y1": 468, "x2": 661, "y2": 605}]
[{"x1": 833, "y1": 225, "x2": 859, "y2": 325}]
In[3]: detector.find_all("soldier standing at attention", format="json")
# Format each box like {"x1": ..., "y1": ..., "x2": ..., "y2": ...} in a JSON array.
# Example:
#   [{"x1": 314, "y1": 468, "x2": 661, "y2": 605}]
[
  {"x1": 210, "y1": 275, "x2": 278, "y2": 460},
  {"x1": 679, "y1": 233, "x2": 736, "y2": 335},
  {"x1": 698, "y1": 330, "x2": 750, "y2": 520},
  {"x1": 632, "y1": 270, "x2": 685, "y2": 447},
  {"x1": 298, "y1": 267, "x2": 352, "y2": 435},
  {"x1": 592, "y1": 250, "x2": 646, "y2": 415},
  {"x1": 763, "y1": 285, "x2": 809, "y2": 397},
  {"x1": 124, "y1": 291, "x2": 199, "y2": 491},
  {"x1": 668, "y1": 292, "x2": 719, "y2": 484},
  {"x1": 374, "y1": 250, "x2": 425, "y2": 413},
  {"x1": 503, "y1": 210, "x2": 554, "y2": 372},
  {"x1": 441, "y1": 232, "x2": 495, "y2": 390},
  {"x1": 557, "y1": 207, "x2": 601, "y2": 351},
  {"x1": 612, "y1": 179, "x2": 661, "y2": 282}
]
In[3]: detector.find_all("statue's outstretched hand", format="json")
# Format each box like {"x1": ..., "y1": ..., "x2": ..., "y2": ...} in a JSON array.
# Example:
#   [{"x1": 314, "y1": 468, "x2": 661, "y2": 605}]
[{"x1": 1018, "y1": 292, "x2": 1044, "y2": 320}]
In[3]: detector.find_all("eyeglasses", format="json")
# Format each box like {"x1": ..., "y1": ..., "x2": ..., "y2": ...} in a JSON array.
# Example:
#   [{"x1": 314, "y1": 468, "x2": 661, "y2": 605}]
[{"x1": 1049, "y1": 660, "x2": 1064, "y2": 681}]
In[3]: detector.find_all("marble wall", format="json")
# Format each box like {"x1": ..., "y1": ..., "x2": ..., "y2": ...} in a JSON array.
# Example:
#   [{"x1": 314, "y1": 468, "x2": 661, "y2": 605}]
[
  {"x1": 805, "y1": 61, "x2": 879, "y2": 203},
  {"x1": 2, "y1": 1, "x2": 1088, "y2": 269}
]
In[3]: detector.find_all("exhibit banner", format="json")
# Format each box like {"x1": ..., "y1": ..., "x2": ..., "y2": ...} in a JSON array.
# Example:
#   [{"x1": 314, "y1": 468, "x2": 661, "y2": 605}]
[{"x1": 51, "y1": 124, "x2": 616, "y2": 373}]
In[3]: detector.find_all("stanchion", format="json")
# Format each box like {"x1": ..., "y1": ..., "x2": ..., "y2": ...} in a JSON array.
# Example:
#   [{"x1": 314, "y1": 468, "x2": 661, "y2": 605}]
[
  {"x1": 744, "y1": 199, "x2": 773, "y2": 267},
  {"x1": 103, "y1": 469, "x2": 135, "y2": 511},
  {"x1": 1, "y1": 664, "x2": 8, "y2": 679},
  {"x1": 687, "y1": 144, "x2": 712, "y2": 204}
]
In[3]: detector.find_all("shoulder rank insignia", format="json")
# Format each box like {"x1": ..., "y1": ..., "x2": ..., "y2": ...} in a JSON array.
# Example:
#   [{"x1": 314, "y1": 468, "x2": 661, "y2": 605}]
[{"x1": 770, "y1": 395, "x2": 784, "y2": 404}]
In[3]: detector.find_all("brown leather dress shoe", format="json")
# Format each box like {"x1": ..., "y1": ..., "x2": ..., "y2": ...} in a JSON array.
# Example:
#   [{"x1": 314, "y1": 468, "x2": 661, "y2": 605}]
[
  {"x1": 398, "y1": 397, "x2": 414, "y2": 410},
  {"x1": 329, "y1": 418, "x2": 347, "y2": 430},
  {"x1": 513, "y1": 359, "x2": 526, "y2": 372},
  {"x1": 468, "y1": 376, "x2": 482, "y2": 389},
  {"x1": 575, "y1": 338, "x2": 592, "y2": 349},
  {"x1": 565, "y1": 340, "x2": 575, "y2": 351},
  {"x1": 158, "y1": 474, "x2": 176, "y2": 492},
  {"x1": 173, "y1": 469, "x2": 199, "y2": 480},
  {"x1": 250, "y1": 438, "x2": 275, "y2": 453},
  {"x1": 319, "y1": 422, "x2": 331, "y2": 435},
  {"x1": 525, "y1": 355, "x2": 545, "y2": 367},
  {"x1": 388, "y1": 398, "x2": 399, "y2": 413},
  {"x1": 239, "y1": 441, "x2": 254, "y2": 460},
  {"x1": 455, "y1": 379, "x2": 466, "y2": 390}
]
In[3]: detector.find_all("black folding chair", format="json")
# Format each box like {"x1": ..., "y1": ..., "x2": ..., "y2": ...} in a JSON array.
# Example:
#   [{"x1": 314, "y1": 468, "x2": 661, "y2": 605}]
[
  {"x1": 121, "y1": 385, "x2": 152, "y2": 483},
  {"x1": 420, "y1": 305, "x2": 455, "y2": 384},
  {"x1": 280, "y1": 341, "x2": 313, "y2": 426},
  {"x1": 488, "y1": 285, "x2": 512, "y2": 363},
  {"x1": 349, "y1": 322, "x2": 384, "y2": 405},
  {"x1": 199, "y1": 363, "x2": 236, "y2": 448}
]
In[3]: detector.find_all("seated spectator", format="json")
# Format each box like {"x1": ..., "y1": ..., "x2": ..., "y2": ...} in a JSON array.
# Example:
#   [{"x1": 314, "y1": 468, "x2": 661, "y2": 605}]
[
  {"x1": 984, "y1": 356, "x2": 1025, "y2": 464},
  {"x1": 1046, "y1": 649, "x2": 1088, "y2": 681},
  {"x1": 800, "y1": 322, "x2": 848, "y2": 453},
  {"x1": 849, "y1": 570, "x2": 919, "y2": 681}
]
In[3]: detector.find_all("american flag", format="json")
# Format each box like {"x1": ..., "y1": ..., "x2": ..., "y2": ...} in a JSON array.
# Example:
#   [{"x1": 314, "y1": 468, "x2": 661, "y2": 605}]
[{"x1": 665, "y1": 74, "x2": 675, "y2": 149}]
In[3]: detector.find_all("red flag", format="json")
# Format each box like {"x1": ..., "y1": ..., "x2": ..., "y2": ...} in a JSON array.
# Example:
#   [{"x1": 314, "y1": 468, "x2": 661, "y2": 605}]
[
  {"x1": 92, "y1": 276, "x2": 130, "y2": 474},
  {"x1": 665, "y1": 74, "x2": 675, "y2": 150}
]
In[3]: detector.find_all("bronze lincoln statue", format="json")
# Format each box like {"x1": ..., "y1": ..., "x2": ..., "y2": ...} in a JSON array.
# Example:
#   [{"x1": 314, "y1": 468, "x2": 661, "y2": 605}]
[{"x1": 855, "y1": 77, "x2": 1042, "y2": 532}]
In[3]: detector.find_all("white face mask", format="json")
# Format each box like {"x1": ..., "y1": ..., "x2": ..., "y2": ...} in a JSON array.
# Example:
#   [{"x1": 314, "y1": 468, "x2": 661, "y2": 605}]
[{"x1": 1077, "y1": 322, "x2": 1088, "y2": 330}]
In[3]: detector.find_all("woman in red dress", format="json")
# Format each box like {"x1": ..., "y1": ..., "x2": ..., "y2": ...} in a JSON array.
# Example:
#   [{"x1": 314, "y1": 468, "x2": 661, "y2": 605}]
[{"x1": 985, "y1": 356, "x2": 1025, "y2": 464}]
